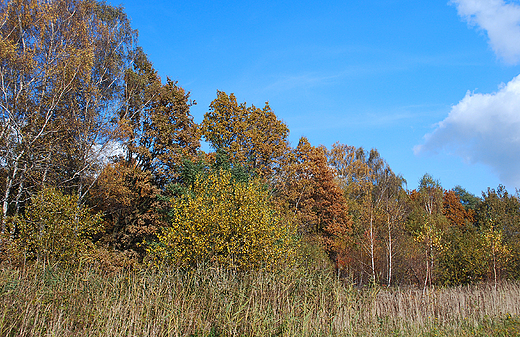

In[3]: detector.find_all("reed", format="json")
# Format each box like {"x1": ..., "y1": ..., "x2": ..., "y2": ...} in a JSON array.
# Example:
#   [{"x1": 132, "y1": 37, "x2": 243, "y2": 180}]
[{"x1": 1, "y1": 263, "x2": 519, "y2": 336}]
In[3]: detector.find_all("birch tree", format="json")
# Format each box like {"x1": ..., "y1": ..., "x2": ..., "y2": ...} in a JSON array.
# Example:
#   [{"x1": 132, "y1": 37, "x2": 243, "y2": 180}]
[
  {"x1": 0, "y1": 0, "x2": 136, "y2": 229},
  {"x1": 407, "y1": 174, "x2": 448, "y2": 288}
]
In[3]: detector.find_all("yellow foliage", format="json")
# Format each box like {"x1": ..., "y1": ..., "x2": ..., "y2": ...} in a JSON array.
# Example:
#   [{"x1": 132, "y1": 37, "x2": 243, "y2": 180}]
[
  {"x1": 148, "y1": 170, "x2": 298, "y2": 270},
  {"x1": 14, "y1": 188, "x2": 103, "y2": 265},
  {"x1": 483, "y1": 225, "x2": 511, "y2": 268}
]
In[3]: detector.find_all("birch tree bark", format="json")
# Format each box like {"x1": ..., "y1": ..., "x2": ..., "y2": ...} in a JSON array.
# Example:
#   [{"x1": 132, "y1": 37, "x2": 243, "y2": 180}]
[{"x1": 0, "y1": 0, "x2": 136, "y2": 226}]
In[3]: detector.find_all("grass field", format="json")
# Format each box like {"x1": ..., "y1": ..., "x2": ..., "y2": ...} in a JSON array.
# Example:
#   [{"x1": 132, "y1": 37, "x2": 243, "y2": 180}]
[{"x1": 1, "y1": 262, "x2": 519, "y2": 336}]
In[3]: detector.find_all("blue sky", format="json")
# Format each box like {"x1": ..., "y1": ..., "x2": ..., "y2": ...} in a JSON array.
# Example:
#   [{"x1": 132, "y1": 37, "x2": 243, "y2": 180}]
[{"x1": 108, "y1": 0, "x2": 520, "y2": 196}]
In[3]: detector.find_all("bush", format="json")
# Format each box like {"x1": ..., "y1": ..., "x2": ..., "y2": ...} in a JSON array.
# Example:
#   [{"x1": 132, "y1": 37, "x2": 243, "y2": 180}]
[
  {"x1": 14, "y1": 188, "x2": 103, "y2": 265},
  {"x1": 148, "y1": 169, "x2": 298, "y2": 270},
  {"x1": 438, "y1": 226, "x2": 487, "y2": 285}
]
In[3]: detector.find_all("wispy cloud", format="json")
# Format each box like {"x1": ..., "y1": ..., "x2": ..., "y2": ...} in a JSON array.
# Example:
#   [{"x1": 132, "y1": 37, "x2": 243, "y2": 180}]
[
  {"x1": 415, "y1": 75, "x2": 520, "y2": 187},
  {"x1": 450, "y1": 0, "x2": 520, "y2": 64},
  {"x1": 263, "y1": 72, "x2": 343, "y2": 92}
]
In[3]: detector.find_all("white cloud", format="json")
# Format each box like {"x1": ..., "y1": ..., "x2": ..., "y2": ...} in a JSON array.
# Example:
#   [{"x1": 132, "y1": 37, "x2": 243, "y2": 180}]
[
  {"x1": 451, "y1": 0, "x2": 520, "y2": 64},
  {"x1": 92, "y1": 140, "x2": 126, "y2": 166},
  {"x1": 415, "y1": 75, "x2": 520, "y2": 188}
]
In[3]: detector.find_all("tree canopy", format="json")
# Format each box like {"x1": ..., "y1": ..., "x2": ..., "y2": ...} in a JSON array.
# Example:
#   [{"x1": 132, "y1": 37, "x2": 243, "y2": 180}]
[{"x1": 2, "y1": 0, "x2": 520, "y2": 287}]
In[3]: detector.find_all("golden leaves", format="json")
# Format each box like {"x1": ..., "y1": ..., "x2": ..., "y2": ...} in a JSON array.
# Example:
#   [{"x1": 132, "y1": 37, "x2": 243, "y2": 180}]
[
  {"x1": 202, "y1": 91, "x2": 290, "y2": 178},
  {"x1": 149, "y1": 169, "x2": 297, "y2": 270},
  {"x1": 15, "y1": 187, "x2": 103, "y2": 265}
]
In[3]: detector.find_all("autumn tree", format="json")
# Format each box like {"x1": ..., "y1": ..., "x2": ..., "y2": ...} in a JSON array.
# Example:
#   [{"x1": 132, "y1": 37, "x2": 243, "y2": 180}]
[
  {"x1": 118, "y1": 48, "x2": 200, "y2": 188},
  {"x1": 362, "y1": 149, "x2": 391, "y2": 284},
  {"x1": 275, "y1": 137, "x2": 320, "y2": 234},
  {"x1": 407, "y1": 174, "x2": 448, "y2": 288},
  {"x1": 274, "y1": 138, "x2": 352, "y2": 270},
  {"x1": 90, "y1": 49, "x2": 201, "y2": 257},
  {"x1": 88, "y1": 161, "x2": 162, "y2": 258},
  {"x1": 438, "y1": 189, "x2": 484, "y2": 285},
  {"x1": 475, "y1": 185, "x2": 519, "y2": 282},
  {"x1": 443, "y1": 190, "x2": 475, "y2": 228},
  {"x1": 327, "y1": 143, "x2": 408, "y2": 285},
  {"x1": 13, "y1": 187, "x2": 103, "y2": 266},
  {"x1": 327, "y1": 142, "x2": 372, "y2": 219},
  {"x1": 327, "y1": 143, "x2": 371, "y2": 283},
  {"x1": 376, "y1": 166, "x2": 408, "y2": 286},
  {"x1": 0, "y1": 0, "x2": 136, "y2": 230},
  {"x1": 201, "y1": 91, "x2": 290, "y2": 180}
]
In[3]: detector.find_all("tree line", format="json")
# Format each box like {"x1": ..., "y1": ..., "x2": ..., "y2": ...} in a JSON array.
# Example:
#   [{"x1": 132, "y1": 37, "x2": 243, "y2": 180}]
[{"x1": 1, "y1": 0, "x2": 519, "y2": 287}]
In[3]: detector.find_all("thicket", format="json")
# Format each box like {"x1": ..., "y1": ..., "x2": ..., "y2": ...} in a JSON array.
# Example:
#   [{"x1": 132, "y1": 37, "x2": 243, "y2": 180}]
[{"x1": 1, "y1": 0, "x2": 520, "y2": 289}]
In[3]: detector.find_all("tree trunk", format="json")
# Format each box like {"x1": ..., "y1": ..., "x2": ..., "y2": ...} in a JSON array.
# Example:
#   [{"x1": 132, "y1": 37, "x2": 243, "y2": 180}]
[
  {"x1": 387, "y1": 214, "x2": 392, "y2": 287},
  {"x1": 424, "y1": 240, "x2": 430, "y2": 292},
  {"x1": 2, "y1": 152, "x2": 23, "y2": 232},
  {"x1": 370, "y1": 211, "x2": 376, "y2": 284},
  {"x1": 493, "y1": 244, "x2": 497, "y2": 290},
  {"x1": 14, "y1": 162, "x2": 28, "y2": 217}
]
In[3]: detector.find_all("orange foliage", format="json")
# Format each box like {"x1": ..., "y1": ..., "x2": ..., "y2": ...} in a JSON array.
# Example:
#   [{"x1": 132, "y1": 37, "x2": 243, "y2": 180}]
[
  {"x1": 202, "y1": 91, "x2": 290, "y2": 179},
  {"x1": 275, "y1": 137, "x2": 352, "y2": 266},
  {"x1": 443, "y1": 190, "x2": 474, "y2": 228},
  {"x1": 89, "y1": 161, "x2": 162, "y2": 256}
]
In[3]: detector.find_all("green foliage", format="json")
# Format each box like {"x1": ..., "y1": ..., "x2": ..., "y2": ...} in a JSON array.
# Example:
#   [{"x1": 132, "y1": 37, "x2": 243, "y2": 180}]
[
  {"x1": 164, "y1": 152, "x2": 253, "y2": 199},
  {"x1": 476, "y1": 185, "x2": 520, "y2": 280},
  {"x1": 438, "y1": 226, "x2": 487, "y2": 285},
  {"x1": 149, "y1": 168, "x2": 298, "y2": 270},
  {"x1": 453, "y1": 185, "x2": 481, "y2": 211},
  {"x1": 14, "y1": 188, "x2": 103, "y2": 265}
]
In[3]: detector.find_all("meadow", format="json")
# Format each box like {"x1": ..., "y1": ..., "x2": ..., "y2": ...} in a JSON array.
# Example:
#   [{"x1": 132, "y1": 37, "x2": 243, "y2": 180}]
[{"x1": 1, "y1": 261, "x2": 519, "y2": 337}]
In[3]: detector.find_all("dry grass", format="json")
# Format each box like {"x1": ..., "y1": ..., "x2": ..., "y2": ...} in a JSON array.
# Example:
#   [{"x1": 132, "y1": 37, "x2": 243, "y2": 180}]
[{"x1": 0, "y1": 263, "x2": 519, "y2": 336}]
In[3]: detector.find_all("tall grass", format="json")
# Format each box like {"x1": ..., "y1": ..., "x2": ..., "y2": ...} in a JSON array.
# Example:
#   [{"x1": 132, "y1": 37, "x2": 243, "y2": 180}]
[{"x1": 1, "y1": 262, "x2": 519, "y2": 336}]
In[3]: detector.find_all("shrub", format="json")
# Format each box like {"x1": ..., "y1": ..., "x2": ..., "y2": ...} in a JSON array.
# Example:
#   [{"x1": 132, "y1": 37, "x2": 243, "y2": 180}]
[
  {"x1": 148, "y1": 169, "x2": 298, "y2": 270},
  {"x1": 14, "y1": 187, "x2": 103, "y2": 265}
]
